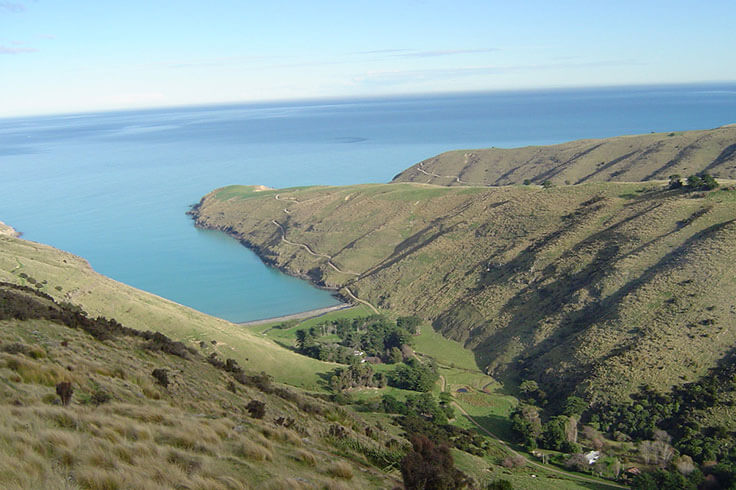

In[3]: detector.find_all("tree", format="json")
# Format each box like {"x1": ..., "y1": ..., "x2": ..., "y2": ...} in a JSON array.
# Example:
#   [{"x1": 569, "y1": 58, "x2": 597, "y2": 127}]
[
  {"x1": 397, "y1": 315, "x2": 422, "y2": 334},
  {"x1": 390, "y1": 358, "x2": 438, "y2": 392},
  {"x1": 295, "y1": 328, "x2": 315, "y2": 351},
  {"x1": 565, "y1": 453, "x2": 589, "y2": 472},
  {"x1": 668, "y1": 174, "x2": 683, "y2": 189},
  {"x1": 400, "y1": 434, "x2": 469, "y2": 489},
  {"x1": 675, "y1": 455, "x2": 696, "y2": 475},
  {"x1": 389, "y1": 346, "x2": 403, "y2": 364},
  {"x1": 543, "y1": 416, "x2": 568, "y2": 451},
  {"x1": 686, "y1": 172, "x2": 719, "y2": 191},
  {"x1": 510, "y1": 405, "x2": 542, "y2": 448},
  {"x1": 565, "y1": 415, "x2": 578, "y2": 444},
  {"x1": 563, "y1": 396, "x2": 587, "y2": 417}
]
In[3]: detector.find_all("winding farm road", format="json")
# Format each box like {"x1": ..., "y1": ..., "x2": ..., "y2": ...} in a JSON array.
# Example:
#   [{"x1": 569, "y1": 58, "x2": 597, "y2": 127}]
[
  {"x1": 270, "y1": 219, "x2": 359, "y2": 276},
  {"x1": 415, "y1": 157, "x2": 492, "y2": 187},
  {"x1": 269, "y1": 199, "x2": 380, "y2": 313},
  {"x1": 342, "y1": 286, "x2": 379, "y2": 314}
]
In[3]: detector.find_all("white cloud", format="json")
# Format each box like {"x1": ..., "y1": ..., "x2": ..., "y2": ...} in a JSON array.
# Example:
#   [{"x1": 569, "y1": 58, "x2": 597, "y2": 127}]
[
  {"x1": 0, "y1": 45, "x2": 37, "y2": 54},
  {"x1": 0, "y1": 2, "x2": 25, "y2": 13}
]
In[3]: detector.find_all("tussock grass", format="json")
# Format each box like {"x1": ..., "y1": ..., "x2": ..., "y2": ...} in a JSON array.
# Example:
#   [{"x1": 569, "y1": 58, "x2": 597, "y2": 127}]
[
  {"x1": 235, "y1": 438, "x2": 273, "y2": 461},
  {"x1": 0, "y1": 273, "x2": 398, "y2": 488},
  {"x1": 261, "y1": 426, "x2": 302, "y2": 446},
  {"x1": 293, "y1": 448, "x2": 317, "y2": 466},
  {"x1": 326, "y1": 461, "x2": 354, "y2": 479},
  {"x1": 324, "y1": 481, "x2": 354, "y2": 490},
  {"x1": 260, "y1": 478, "x2": 310, "y2": 490},
  {"x1": 155, "y1": 423, "x2": 221, "y2": 453},
  {"x1": 0, "y1": 230, "x2": 336, "y2": 389},
  {"x1": 1, "y1": 353, "x2": 68, "y2": 386}
]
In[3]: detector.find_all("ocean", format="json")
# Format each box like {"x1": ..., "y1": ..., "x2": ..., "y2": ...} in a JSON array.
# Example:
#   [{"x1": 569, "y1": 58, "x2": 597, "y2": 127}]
[{"x1": 1, "y1": 83, "x2": 735, "y2": 322}]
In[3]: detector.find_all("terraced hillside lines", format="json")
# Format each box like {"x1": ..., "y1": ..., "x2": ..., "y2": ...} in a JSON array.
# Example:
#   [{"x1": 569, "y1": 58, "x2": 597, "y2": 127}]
[
  {"x1": 192, "y1": 182, "x2": 736, "y2": 403},
  {"x1": 0, "y1": 233, "x2": 337, "y2": 388},
  {"x1": 271, "y1": 218, "x2": 359, "y2": 276},
  {"x1": 393, "y1": 125, "x2": 736, "y2": 186}
]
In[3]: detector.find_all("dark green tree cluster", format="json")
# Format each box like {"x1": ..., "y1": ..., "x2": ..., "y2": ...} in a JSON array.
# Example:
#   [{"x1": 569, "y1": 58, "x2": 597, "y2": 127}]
[
  {"x1": 510, "y1": 404, "x2": 579, "y2": 453},
  {"x1": 295, "y1": 315, "x2": 416, "y2": 363},
  {"x1": 668, "y1": 172, "x2": 719, "y2": 191},
  {"x1": 577, "y1": 353, "x2": 736, "y2": 486},
  {"x1": 384, "y1": 393, "x2": 488, "y2": 456},
  {"x1": 329, "y1": 363, "x2": 387, "y2": 392},
  {"x1": 518, "y1": 379, "x2": 546, "y2": 405},
  {"x1": 630, "y1": 468, "x2": 703, "y2": 489},
  {"x1": 590, "y1": 377, "x2": 736, "y2": 465},
  {"x1": 382, "y1": 393, "x2": 452, "y2": 424},
  {"x1": 389, "y1": 358, "x2": 439, "y2": 392}
]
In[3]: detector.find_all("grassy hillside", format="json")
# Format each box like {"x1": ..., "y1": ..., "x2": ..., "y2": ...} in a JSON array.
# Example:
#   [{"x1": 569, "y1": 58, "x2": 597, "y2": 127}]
[
  {"x1": 0, "y1": 282, "x2": 400, "y2": 489},
  {"x1": 0, "y1": 235, "x2": 608, "y2": 489},
  {"x1": 0, "y1": 233, "x2": 336, "y2": 389},
  {"x1": 393, "y1": 125, "x2": 736, "y2": 186},
  {"x1": 191, "y1": 181, "x2": 736, "y2": 405}
]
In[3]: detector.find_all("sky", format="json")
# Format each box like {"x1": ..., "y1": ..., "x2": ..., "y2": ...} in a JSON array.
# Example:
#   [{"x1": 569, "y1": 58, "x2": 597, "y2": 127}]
[{"x1": 1, "y1": 0, "x2": 736, "y2": 117}]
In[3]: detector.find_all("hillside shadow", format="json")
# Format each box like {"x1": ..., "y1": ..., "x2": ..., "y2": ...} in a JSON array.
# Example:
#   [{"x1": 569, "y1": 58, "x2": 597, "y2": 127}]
[
  {"x1": 463, "y1": 412, "x2": 515, "y2": 442},
  {"x1": 520, "y1": 218, "x2": 736, "y2": 392},
  {"x1": 469, "y1": 198, "x2": 733, "y2": 394},
  {"x1": 359, "y1": 199, "x2": 485, "y2": 280}
]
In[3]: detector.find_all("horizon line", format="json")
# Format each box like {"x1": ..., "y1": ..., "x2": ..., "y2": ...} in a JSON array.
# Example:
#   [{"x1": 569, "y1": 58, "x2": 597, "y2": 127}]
[{"x1": 2, "y1": 79, "x2": 736, "y2": 121}]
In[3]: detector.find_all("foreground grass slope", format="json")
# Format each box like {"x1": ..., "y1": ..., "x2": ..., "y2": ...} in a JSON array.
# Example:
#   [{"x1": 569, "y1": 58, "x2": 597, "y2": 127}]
[
  {"x1": 393, "y1": 125, "x2": 736, "y2": 186},
  {"x1": 0, "y1": 232, "x2": 336, "y2": 388},
  {"x1": 0, "y1": 283, "x2": 400, "y2": 489},
  {"x1": 191, "y1": 182, "x2": 736, "y2": 404}
]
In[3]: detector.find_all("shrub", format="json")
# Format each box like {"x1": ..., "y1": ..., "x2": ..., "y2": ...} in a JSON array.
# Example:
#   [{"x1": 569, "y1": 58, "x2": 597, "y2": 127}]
[
  {"x1": 55, "y1": 381, "x2": 73, "y2": 406},
  {"x1": 401, "y1": 434, "x2": 468, "y2": 489},
  {"x1": 668, "y1": 174, "x2": 683, "y2": 189},
  {"x1": 501, "y1": 454, "x2": 526, "y2": 468},
  {"x1": 565, "y1": 453, "x2": 589, "y2": 472},
  {"x1": 91, "y1": 388, "x2": 111, "y2": 405},
  {"x1": 246, "y1": 400, "x2": 266, "y2": 419},
  {"x1": 151, "y1": 368, "x2": 169, "y2": 388}
]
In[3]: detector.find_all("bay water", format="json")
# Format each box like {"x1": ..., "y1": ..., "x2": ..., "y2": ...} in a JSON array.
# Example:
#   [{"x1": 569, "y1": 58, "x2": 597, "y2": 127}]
[{"x1": 1, "y1": 83, "x2": 735, "y2": 322}]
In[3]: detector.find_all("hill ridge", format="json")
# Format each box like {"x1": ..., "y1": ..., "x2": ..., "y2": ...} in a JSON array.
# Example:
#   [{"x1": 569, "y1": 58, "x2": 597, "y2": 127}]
[
  {"x1": 190, "y1": 181, "x2": 736, "y2": 404},
  {"x1": 393, "y1": 126, "x2": 736, "y2": 187}
]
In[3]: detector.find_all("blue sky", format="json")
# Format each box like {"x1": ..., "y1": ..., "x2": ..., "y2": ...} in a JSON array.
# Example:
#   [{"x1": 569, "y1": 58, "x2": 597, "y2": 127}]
[{"x1": 2, "y1": 0, "x2": 735, "y2": 116}]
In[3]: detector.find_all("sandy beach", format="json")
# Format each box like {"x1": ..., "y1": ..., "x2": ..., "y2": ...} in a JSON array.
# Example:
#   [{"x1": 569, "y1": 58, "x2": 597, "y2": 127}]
[{"x1": 238, "y1": 303, "x2": 354, "y2": 326}]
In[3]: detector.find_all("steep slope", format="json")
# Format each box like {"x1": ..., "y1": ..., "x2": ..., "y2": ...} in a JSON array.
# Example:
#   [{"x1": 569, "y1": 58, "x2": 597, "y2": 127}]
[
  {"x1": 0, "y1": 232, "x2": 336, "y2": 388},
  {"x1": 0, "y1": 282, "x2": 400, "y2": 488},
  {"x1": 393, "y1": 125, "x2": 736, "y2": 186},
  {"x1": 191, "y1": 182, "x2": 736, "y2": 404}
]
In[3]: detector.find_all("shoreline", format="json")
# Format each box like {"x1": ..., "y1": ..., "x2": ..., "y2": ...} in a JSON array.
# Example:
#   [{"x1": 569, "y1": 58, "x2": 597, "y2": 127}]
[
  {"x1": 0, "y1": 221, "x2": 20, "y2": 238},
  {"x1": 238, "y1": 303, "x2": 354, "y2": 326}
]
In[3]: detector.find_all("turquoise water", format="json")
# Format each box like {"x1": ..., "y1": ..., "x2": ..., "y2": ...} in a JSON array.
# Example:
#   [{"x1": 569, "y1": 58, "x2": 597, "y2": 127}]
[{"x1": 1, "y1": 84, "x2": 735, "y2": 321}]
